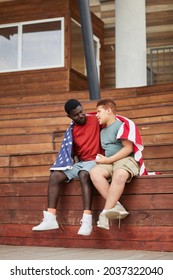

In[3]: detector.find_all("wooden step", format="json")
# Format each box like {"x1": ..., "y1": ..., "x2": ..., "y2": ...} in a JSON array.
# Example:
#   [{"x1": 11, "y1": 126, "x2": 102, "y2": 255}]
[
  {"x1": 1, "y1": 101, "x2": 173, "y2": 121},
  {"x1": 0, "y1": 124, "x2": 69, "y2": 136},
  {"x1": 1, "y1": 85, "x2": 173, "y2": 108},
  {"x1": 0, "y1": 90, "x2": 172, "y2": 112},
  {"x1": 0, "y1": 143, "x2": 55, "y2": 155},
  {"x1": 0, "y1": 90, "x2": 90, "y2": 106},
  {"x1": 0, "y1": 175, "x2": 172, "y2": 251},
  {"x1": 0, "y1": 133, "x2": 53, "y2": 145},
  {"x1": 0, "y1": 138, "x2": 172, "y2": 180},
  {"x1": 0, "y1": 116, "x2": 70, "y2": 129},
  {"x1": 0, "y1": 104, "x2": 172, "y2": 130},
  {"x1": 0, "y1": 133, "x2": 57, "y2": 155}
]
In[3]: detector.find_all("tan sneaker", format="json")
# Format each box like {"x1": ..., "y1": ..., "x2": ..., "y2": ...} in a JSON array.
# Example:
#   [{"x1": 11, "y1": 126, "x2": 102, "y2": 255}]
[
  {"x1": 105, "y1": 202, "x2": 129, "y2": 220},
  {"x1": 97, "y1": 212, "x2": 109, "y2": 230}
]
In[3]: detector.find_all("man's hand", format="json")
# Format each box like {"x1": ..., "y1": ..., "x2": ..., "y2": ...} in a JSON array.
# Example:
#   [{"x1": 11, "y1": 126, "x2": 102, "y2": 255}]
[{"x1": 95, "y1": 154, "x2": 110, "y2": 164}]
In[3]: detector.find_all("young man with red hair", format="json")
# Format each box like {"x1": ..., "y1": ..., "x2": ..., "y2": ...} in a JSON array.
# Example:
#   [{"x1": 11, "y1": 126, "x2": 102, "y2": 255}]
[{"x1": 90, "y1": 99, "x2": 141, "y2": 229}]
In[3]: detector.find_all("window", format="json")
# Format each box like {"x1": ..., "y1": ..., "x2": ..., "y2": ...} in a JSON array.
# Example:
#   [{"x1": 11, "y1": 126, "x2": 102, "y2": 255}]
[
  {"x1": 71, "y1": 20, "x2": 85, "y2": 75},
  {"x1": 0, "y1": 26, "x2": 18, "y2": 71},
  {"x1": 0, "y1": 18, "x2": 64, "y2": 72},
  {"x1": 71, "y1": 19, "x2": 100, "y2": 78}
]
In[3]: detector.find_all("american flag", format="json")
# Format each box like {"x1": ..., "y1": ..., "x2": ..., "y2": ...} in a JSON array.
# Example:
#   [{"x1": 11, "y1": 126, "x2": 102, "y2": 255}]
[
  {"x1": 50, "y1": 122, "x2": 74, "y2": 171},
  {"x1": 116, "y1": 115, "x2": 148, "y2": 175}
]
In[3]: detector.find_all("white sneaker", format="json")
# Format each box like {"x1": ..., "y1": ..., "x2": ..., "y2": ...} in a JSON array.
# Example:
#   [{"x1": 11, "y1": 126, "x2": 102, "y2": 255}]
[
  {"x1": 97, "y1": 212, "x2": 109, "y2": 230},
  {"x1": 32, "y1": 211, "x2": 59, "y2": 231},
  {"x1": 105, "y1": 202, "x2": 129, "y2": 220},
  {"x1": 78, "y1": 213, "x2": 92, "y2": 236}
]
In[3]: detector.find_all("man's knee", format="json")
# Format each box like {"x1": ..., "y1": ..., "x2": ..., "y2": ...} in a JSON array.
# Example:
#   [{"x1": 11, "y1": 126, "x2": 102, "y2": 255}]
[
  {"x1": 89, "y1": 167, "x2": 98, "y2": 180},
  {"x1": 89, "y1": 170, "x2": 95, "y2": 183},
  {"x1": 113, "y1": 169, "x2": 129, "y2": 183},
  {"x1": 49, "y1": 170, "x2": 67, "y2": 184},
  {"x1": 78, "y1": 170, "x2": 90, "y2": 182}
]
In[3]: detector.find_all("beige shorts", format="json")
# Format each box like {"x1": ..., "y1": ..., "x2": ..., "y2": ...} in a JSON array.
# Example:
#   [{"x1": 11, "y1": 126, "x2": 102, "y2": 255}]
[{"x1": 97, "y1": 156, "x2": 140, "y2": 183}]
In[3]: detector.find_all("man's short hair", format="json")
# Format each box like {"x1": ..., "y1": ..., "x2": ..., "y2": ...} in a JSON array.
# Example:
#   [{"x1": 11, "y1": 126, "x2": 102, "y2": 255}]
[
  {"x1": 64, "y1": 99, "x2": 82, "y2": 115},
  {"x1": 97, "y1": 99, "x2": 116, "y2": 114}
]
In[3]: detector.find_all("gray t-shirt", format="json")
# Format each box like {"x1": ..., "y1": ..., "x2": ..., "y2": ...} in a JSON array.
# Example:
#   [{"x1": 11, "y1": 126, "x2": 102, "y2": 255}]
[{"x1": 101, "y1": 120, "x2": 123, "y2": 157}]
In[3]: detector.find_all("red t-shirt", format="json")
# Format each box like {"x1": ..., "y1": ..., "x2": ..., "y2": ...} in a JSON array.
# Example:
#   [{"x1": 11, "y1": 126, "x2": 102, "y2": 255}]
[{"x1": 72, "y1": 115, "x2": 101, "y2": 161}]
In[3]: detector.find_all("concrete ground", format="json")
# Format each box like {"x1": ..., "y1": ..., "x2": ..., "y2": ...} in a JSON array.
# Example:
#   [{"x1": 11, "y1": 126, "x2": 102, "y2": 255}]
[{"x1": 0, "y1": 245, "x2": 173, "y2": 260}]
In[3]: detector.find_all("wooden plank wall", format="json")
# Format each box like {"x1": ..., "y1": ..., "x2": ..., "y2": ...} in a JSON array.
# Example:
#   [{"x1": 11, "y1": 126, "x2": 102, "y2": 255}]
[
  {"x1": 0, "y1": 69, "x2": 70, "y2": 98},
  {"x1": 0, "y1": 83, "x2": 173, "y2": 174},
  {"x1": 0, "y1": 0, "x2": 104, "y2": 93},
  {"x1": 90, "y1": 0, "x2": 173, "y2": 88},
  {"x1": 0, "y1": 0, "x2": 172, "y2": 88},
  {"x1": 0, "y1": 175, "x2": 173, "y2": 251},
  {"x1": 0, "y1": 0, "x2": 71, "y2": 94}
]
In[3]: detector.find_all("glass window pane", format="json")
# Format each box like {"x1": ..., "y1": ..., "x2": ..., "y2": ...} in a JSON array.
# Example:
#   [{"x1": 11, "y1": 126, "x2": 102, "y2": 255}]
[
  {"x1": 0, "y1": 26, "x2": 18, "y2": 71},
  {"x1": 71, "y1": 20, "x2": 100, "y2": 78},
  {"x1": 71, "y1": 20, "x2": 86, "y2": 75},
  {"x1": 22, "y1": 21, "x2": 63, "y2": 68}
]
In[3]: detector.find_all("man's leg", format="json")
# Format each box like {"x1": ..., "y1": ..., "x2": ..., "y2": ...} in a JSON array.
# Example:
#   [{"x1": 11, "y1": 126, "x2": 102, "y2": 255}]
[
  {"x1": 104, "y1": 169, "x2": 130, "y2": 220},
  {"x1": 90, "y1": 166, "x2": 129, "y2": 229},
  {"x1": 48, "y1": 171, "x2": 67, "y2": 209},
  {"x1": 78, "y1": 170, "x2": 93, "y2": 211},
  {"x1": 77, "y1": 170, "x2": 93, "y2": 235},
  {"x1": 104, "y1": 169, "x2": 129, "y2": 210},
  {"x1": 90, "y1": 166, "x2": 110, "y2": 199},
  {"x1": 32, "y1": 171, "x2": 67, "y2": 231},
  {"x1": 90, "y1": 166, "x2": 111, "y2": 230}
]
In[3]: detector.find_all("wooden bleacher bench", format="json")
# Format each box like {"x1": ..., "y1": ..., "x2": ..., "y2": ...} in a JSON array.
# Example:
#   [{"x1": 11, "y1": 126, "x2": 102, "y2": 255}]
[
  {"x1": 0, "y1": 89, "x2": 90, "y2": 105},
  {"x1": 0, "y1": 83, "x2": 173, "y2": 251},
  {"x1": 0, "y1": 175, "x2": 172, "y2": 250}
]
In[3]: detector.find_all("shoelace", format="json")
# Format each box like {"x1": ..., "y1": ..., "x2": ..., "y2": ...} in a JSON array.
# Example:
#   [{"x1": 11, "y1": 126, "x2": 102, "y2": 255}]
[
  {"x1": 118, "y1": 215, "x2": 121, "y2": 228},
  {"x1": 80, "y1": 219, "x2": 90, "y2": 226}
]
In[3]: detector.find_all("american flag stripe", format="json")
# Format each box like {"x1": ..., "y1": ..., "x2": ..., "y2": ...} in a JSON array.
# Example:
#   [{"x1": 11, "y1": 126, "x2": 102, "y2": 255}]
[{"x1": 116, "y1": 115, "x2": 148, "y2": 175}]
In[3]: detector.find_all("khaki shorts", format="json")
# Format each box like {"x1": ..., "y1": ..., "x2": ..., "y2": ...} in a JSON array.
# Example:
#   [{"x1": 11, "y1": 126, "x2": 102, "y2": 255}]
[{"x1": 97, "y1": 156, "x2": 140, "y2": 183}]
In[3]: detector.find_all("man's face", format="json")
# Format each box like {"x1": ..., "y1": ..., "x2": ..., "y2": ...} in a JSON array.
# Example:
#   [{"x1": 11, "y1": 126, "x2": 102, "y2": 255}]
[
  {"x1": 96, "y1": 105, "x2": 109, "y2": 125},
  {"x1": 68, "y1": 105, "x2": 86, "y2": 125}
]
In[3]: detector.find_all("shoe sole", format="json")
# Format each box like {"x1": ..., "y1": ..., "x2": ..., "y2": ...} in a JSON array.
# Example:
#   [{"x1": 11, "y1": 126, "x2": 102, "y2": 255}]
[
  {"x1": 77, "y1": 229, "x2": 92, "y2": 236},
  {"x1": 77, "y1": 232, "x2": 92, "y2": 236},
  {"x1": 32, "y1": 226, "x2": 59, "y2": 231},
  {"x1": 105, "y1": 211, "x2": 129, "y2": 220},
  {"x1": 97, "y1": 224, "x2": 109, "y2": 230}
]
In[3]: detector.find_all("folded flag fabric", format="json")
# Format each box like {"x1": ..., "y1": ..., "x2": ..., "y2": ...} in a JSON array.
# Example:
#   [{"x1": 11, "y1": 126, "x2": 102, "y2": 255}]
[
  {"x1": 116, "y1": 115, "x2": 148, "y2": 175},
  {"x1": 50, "y1": 113, "x2": 95, "y2": 171},
  {"x1": 50, "y1": 122, "x2": 74, "y2": 171}
]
